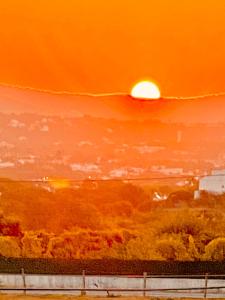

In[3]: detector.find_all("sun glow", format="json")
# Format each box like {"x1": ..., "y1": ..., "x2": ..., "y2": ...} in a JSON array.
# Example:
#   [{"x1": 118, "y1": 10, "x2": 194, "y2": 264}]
[{"x1": 131, "y1": 81, "x2": 161, "y2": 99}]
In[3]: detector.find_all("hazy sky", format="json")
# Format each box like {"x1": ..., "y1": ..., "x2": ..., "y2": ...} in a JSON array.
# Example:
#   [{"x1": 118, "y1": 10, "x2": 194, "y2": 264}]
[{"x1": 1, "y1": 0, "x2": 225, "y2": 96}]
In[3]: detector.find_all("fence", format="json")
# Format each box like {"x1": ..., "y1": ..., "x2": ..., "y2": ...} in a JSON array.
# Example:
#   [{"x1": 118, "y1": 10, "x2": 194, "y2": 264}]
[
  {"x1": 2, "y1": 258, "x2": 225, "y2": 275},
  {"x1": 1, "y1": 269, "x2": 225, "y2": 298}
]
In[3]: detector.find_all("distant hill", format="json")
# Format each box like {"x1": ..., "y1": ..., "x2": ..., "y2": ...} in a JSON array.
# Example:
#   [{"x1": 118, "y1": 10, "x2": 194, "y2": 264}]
[{"x1": 0, "y1": 84, "x2": 225, "y2": 123}]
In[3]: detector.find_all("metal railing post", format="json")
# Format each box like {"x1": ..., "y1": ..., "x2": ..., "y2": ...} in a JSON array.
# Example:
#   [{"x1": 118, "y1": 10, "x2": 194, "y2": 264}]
[
  {"x1": 81, "y1": 270, "x2": 86, "y2": 296},
  {"x1": 204, "y1": 273, "x2": 208, "y2": 298},
  {"x1": 143, "y1": 272, "x2": 147, "y2": 296},
  {"x1": 21, "y1": 268, "x2": 26, "y2": 295}
]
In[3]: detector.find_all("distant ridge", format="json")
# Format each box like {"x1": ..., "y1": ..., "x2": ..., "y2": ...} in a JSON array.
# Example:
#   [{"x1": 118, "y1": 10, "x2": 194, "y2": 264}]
[
  {"x1": 0, "y1": 82, "x2": 128, "y2": 97},
  {"x1": 1, "y1": 81, "x2": 225, "y2": 99},
  {"x1": 0, "y1": 83, "x2": 225, "y2": 123}
]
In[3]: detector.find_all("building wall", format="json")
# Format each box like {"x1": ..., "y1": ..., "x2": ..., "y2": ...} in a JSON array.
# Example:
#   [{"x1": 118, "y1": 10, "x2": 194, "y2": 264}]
[{"x1": 199, "y1": 175, "x2": 225, "y2": 194}]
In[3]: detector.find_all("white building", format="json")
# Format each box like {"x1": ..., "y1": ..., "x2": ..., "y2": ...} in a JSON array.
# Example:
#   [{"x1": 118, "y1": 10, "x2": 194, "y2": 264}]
[{"x1": 195, "y1": 170, "x2": 225, "y2": 198}]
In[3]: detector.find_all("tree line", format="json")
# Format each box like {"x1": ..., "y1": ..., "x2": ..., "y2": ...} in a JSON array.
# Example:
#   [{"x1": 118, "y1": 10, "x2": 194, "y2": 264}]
[{"x1": 0, "y1": 179, "x2": 225, "y2": 261}]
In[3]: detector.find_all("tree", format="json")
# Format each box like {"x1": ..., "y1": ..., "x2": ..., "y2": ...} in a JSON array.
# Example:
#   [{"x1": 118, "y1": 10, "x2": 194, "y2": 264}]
[
  {"x1": 0, "y1": 212, "x2": 22, "y2": 237},
  {"x1": 125, "y1": 234, "x2": 161, "y2": 260},
  {"x1": 155, "y1": 236, "x2": 190, "y2": 261},
  {"x1": 0, "y1": 236, "x2": 21, "y2": 257},
  {"x1": 21, "y1": 232, "x2": 44, "y2": 258},
  {"x1": 204, "y1": 238, "x2": 225, "y2": 261},
  {"x1": 167, "y1": 190, "x2": 193, "y2": 207},
  {"x1": 187, "y1": 235, "x2": 200, "y2": 260}
]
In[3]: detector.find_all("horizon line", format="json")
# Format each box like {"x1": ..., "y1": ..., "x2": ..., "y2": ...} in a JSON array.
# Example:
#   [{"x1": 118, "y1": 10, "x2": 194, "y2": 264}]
[{"x1": 1, "y1": 81, "x2": 225, "y2": 100}]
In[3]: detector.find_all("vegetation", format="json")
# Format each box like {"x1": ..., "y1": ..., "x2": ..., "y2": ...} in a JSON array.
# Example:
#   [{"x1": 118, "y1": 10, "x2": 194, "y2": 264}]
[{"x1": 1, "y1": 179, "x2": 225, "y2": 261}]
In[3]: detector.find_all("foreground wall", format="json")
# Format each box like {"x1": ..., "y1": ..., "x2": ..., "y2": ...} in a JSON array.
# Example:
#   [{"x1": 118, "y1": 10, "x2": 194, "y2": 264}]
[{"x1": 0, "y1": 274, "x2": 225, "y2": 296}]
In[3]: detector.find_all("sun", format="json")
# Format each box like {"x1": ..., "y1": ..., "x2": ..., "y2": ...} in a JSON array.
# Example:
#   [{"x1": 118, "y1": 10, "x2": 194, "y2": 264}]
[{"x1": 131, "y1": 81, "x2": 161, "y2": 99}]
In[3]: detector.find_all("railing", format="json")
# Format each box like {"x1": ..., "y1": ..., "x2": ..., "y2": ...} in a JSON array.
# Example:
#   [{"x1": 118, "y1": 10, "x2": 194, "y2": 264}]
[
  {"x1": 0, "y1": 269, "x2": 225, "y2": 298},
  {"x1": 1, "y1": 286, "x2": 225, "y2": 298}
]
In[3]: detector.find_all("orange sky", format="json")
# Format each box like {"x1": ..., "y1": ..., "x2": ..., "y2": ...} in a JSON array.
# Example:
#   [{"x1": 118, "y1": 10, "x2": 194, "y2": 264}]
[{"x1": 0, "y1": 0, "x2": 225, "y2": 96}]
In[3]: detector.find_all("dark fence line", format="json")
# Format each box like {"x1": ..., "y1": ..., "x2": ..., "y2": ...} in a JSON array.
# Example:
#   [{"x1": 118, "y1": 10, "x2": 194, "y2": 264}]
[{"x1": 1, "y1": 258, "x2": 225, "y2": 275}]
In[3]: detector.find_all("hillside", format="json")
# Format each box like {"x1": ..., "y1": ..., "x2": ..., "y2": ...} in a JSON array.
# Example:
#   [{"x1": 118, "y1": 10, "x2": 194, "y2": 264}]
[
  {"x1": 1, "y1": 85, "x2": 225, "y2": 123},
  {"x1": 0, "y1": 85, "x2": 225, "y2": 261},
  {"x1": 0, "y1": 113, "x2": 223, "y2": 179}
]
